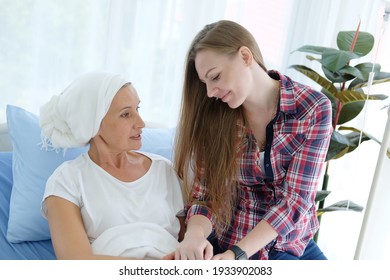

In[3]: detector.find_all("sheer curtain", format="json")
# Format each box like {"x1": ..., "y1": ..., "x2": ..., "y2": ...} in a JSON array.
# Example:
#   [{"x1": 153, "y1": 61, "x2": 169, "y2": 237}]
[
  {"x1": 1, "y1": 0, "x2": 389, "y2": 260},
  {"x1": 0, "y1": 0, "x2": 292, "y2": 127},
  {"x1": 0, "y1": 0, "x2": 214, "y2": 125}
]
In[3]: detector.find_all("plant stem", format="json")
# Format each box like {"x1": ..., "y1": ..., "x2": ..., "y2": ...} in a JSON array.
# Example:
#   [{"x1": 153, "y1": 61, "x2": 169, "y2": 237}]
[
  {"x1": 340, "y1": 20, "x2": 360, "y2": 93},
  {"x1": 314, "y1": 162, "x2": 329, "y2": 243}
]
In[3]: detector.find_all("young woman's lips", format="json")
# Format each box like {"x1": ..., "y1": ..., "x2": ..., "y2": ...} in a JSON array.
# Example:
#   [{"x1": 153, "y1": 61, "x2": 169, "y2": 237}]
[{"x1": 221, "y1": 91, "x2": 231, "y2": 102}]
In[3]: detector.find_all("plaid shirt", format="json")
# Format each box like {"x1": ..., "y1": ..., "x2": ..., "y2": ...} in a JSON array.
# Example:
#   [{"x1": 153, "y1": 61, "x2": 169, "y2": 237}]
[{"x1": 186, "y1": 70, "x2": 333, "y2": 259}]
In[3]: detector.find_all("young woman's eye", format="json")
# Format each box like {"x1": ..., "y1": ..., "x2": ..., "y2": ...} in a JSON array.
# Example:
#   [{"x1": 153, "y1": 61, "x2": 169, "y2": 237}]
[
  {"x1": 136, "y1": 106, "x2": 140, "y2": 112},
  {"x1": 212, "y1": 74, "x2": 220, "y2": 81},
  {"x1": 121, "y1": 112, "x2": 129, "y2": 118}
]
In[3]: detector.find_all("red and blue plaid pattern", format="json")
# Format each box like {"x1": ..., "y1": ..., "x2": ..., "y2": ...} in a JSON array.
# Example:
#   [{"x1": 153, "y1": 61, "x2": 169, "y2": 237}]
[{"x1": 187, "y1": 71, "x2": 333, "y2": 259}]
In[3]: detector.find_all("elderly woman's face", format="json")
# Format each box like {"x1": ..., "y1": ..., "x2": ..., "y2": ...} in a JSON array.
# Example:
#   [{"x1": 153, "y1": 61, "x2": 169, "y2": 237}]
[{"x1": 98, "y1": 84, "x2": 145, "y2": 151}]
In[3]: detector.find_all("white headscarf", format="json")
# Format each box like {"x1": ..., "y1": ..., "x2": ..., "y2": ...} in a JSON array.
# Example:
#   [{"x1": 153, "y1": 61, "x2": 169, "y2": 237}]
[{"x1": 39, "y1": 72, "x2": 131, "y2": 149}]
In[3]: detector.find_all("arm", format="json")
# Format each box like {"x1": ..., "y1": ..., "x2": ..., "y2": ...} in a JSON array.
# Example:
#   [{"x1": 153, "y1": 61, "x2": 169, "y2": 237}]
[
  {"x1": 170, "y1": 167, "x2": 215, "y2": 260},
  {"x1": 174, "y1": 214, "x2": 213, "y2": 260},
  {"x1": 46, "y1": 196, "x2": 137, "y2": 260},
  {"x1": 212, "y1": 220, "x2": 277, "y2": 260}
]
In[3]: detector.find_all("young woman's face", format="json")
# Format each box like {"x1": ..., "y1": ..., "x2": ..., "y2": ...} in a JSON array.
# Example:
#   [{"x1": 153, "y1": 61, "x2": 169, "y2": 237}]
[
  {"x1": 98, "y1": 84, "x2": 145, "y2": 152},
  {"x1": 195, "y1": 48, "x2": 251, "y2": 109}
]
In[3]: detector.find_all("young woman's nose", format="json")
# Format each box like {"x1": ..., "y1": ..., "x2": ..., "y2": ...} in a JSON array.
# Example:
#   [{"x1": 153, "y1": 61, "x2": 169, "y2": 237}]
[{"x1": 207, "y1": 86, "x2": 219, "y2": 98}]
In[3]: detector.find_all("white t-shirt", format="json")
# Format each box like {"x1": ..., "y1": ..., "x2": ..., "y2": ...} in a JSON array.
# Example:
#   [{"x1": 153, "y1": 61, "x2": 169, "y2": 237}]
[{"x1": 41, "y1": 151, "x2": 183, "y2": 244}]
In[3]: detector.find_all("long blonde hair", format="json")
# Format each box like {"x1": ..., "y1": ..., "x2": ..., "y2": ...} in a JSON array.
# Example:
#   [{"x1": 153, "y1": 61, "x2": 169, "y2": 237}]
[{"x1": 174, "y1": 20, "x2": 267, "y2": 231}]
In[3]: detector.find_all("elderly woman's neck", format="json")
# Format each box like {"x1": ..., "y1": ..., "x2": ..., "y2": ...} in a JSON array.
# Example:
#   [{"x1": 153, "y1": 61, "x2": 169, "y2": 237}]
[
  {"x1": 88, "y1": 138, "x2": 128, "y2": 169},
  {"x1": 88, "y1": 139, "x2": 151, "y2": 182}
]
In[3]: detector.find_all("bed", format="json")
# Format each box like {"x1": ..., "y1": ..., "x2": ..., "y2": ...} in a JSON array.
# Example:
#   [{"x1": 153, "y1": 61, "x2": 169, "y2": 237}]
[{"x1": 0, "y1": 105, "x2": 176, "y2": 259}]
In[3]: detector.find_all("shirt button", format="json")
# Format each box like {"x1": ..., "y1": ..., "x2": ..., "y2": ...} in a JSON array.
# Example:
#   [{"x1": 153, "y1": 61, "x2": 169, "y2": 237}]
[{"x1": 266, "y1": 163, "x2": 270, "y2": 168}]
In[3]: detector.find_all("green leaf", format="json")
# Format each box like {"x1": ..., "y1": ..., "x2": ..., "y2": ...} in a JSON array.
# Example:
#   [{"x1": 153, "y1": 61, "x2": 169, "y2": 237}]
[
  {"x1": 338, "y1": 101, "x2": 364, "y2": 124},
  {"x1": 337, "y1": 31, "x2": 374, "y2": 55},
  {"x1": 339, "y1": 126, "x2": 390, "y2": 158},
  {"x1": 338, "y1": 126, "x2": 380, "y2": 143},
  {"x1": 326, "y1": 130, "x2": 371, "y2": 160},
  {"x1": 335, "y1": 89, "x2": 388, "y2": 104},
  {"x1": 326, "y1": 131, "x2": 351, "y2": 160},
  {"x1": 334, "y1": 90, "x2": 387, "y2": 124},
  {"x1": 354, "y1": 63, "x2": 381, "y2": 81},
  {"x1": 293, "y1": 45, "x2": 335, "y2": 55},
  {"x1": 338, "y1": 65, "x2": 365, "y2": 80},
  {"x1": 322, "y1": 66, "x2": 355, "y2": 83},
  {"x1": 349, "y1": 72, "x2": 390, "y2": 89},
  {"x1": 289, "y1": 65, "x2": 338, "y2": 95},
  {"x1": 305, "y1": 55, "x2": 320, "y2": 62},
  {"x1": 315, "y1": 190, "x2": 331, "y2": 202},
  {"x1": 343, "y1": 131, "x2": 371, "y2": 153},
  {"x1": 318, "y1": 200, "x2": 364, "y2": 213},
  {"x1": 321, "y1": 49, "x2": 361, "y2": 72}
]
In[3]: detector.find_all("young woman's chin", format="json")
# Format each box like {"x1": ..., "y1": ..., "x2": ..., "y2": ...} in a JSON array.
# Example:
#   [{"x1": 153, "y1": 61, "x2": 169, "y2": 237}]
[{"x1": 226, "y1": 98, "x2": 243, "y2": 109}]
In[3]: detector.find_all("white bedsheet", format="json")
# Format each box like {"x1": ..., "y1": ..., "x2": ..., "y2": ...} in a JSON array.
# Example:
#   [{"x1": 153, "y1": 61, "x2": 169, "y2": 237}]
[{"x1": 91, "y1": 222, "x2": 178, "y2": 260}]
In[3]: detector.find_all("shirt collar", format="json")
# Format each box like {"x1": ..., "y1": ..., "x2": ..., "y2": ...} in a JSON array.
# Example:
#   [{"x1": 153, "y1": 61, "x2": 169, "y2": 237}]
[{"x1": 268, "y1": 70, "x2": 297, "y2": 115}]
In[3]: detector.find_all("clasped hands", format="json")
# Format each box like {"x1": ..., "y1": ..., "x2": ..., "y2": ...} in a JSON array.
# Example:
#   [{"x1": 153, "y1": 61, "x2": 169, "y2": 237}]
[{"x1": 163, "y1": 231, "x2": 235, "y2": 260}]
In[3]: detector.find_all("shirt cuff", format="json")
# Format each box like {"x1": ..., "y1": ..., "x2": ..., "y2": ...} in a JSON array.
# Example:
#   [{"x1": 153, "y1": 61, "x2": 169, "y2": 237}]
[{"x1": 186, "y1": 204, "x2": 216, "y2": 227}]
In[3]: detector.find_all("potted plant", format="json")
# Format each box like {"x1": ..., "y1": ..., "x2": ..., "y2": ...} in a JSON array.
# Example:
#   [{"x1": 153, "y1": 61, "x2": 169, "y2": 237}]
[{"x1": 289, "y1": 24, "x2": 390, "y2": 240}]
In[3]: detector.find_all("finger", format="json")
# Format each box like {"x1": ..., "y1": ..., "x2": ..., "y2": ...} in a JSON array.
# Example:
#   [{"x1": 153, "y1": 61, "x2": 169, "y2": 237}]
[
  {"x1": 195, "y1": 249, "x2": 205, "y2": 260},
  {"x1": 179, "y1": 251, "x2": 192, "y2": 260},
  {"x1": 188, "y1": 252, "x2": 197, "y2": 260},
  {"x1": 204, "y1": 244, "x2": 214, "y2": 260},
  {"x1": 162, "y1": 252, "x2": 174, "y2": 260},
  {"x1": 175, "y1": 250, "x2": 181, "y2": 260}
]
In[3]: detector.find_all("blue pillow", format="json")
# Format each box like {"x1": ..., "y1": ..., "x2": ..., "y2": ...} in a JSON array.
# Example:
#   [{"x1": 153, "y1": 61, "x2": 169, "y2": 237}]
[
  {"x1": 5, "y1": 105, "x2": 176, "y2": 243},
  {"x1": 139, "y1": 127, "x2": 176, "y2": 161},
  {"x1": 6, "y1": 105, "x2": 89, "y2": 242}
]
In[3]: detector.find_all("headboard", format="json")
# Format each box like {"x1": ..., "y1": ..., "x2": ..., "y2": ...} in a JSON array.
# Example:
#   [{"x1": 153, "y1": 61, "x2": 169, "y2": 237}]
[{"x1": 0, "y1": 123, "x2": 12, "y2": 152}]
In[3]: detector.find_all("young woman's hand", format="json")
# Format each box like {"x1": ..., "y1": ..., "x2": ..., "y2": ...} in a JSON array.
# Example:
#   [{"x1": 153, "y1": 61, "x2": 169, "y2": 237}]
[
  {"x1": 173, "y1": 229, "x2": 213, "y2": 260},
  {"x1": 211, "y1": 250, "x2": 235, "y2": 260}
]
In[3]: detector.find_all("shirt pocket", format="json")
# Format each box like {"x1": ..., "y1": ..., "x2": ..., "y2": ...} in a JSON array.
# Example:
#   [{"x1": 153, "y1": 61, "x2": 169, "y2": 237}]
[{"x1": 273, "y1": 119, "x2": 309, "y2": 156}]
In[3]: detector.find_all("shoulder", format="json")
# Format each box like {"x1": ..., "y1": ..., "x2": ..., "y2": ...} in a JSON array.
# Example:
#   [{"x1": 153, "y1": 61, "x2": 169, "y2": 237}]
[
  {"x1": 49, "y1": 153, "x2": 89, "y2": 181},
  {"x1": 275, "y1": 71, "x2": 331, "y2": 117}
]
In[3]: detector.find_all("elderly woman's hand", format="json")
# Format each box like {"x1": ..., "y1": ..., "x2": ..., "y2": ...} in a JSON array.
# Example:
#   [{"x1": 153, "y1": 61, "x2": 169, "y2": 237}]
[{"x1": 172, "y1": 229, "x2": 213, "y2": 260}]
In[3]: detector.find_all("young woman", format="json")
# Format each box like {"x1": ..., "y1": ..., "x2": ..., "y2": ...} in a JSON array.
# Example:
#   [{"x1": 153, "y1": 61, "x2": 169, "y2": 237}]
[
  {"x1": 40, "y1": 72, "x2": 184, "y2": 259},
  {"x1": 172, "y1": 20, "x2": 332, "y2": 260}
]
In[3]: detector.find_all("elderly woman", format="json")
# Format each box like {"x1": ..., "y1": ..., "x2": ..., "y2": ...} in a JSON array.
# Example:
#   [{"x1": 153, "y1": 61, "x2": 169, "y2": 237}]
[{"x1": 39, "y1": 72, "x2": 184, "y2": 260}]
